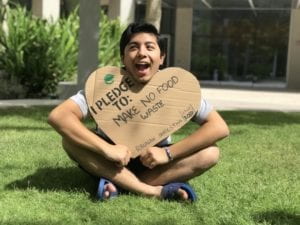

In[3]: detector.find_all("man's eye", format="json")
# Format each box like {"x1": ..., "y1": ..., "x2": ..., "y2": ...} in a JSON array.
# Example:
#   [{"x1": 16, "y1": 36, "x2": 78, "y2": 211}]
[
  {"x1": 147, "y1": 45, "x2": 155, "y2": 50},
  {"x1": 129, "y1": 45, "x2": 138, "y2": 50}
]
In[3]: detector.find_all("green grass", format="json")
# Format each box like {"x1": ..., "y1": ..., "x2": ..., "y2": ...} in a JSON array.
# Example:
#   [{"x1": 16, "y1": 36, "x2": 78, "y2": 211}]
[{"x1": 0, "y1": 107, "x2": 299, "y2": 225}]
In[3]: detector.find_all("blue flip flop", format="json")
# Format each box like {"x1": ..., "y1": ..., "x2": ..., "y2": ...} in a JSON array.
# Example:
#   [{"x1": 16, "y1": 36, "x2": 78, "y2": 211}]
[
  {"x1": 161, "y1": 182, "x2": 197, "y2": 202},
  {"x1": 96, "y1": 178, "x2": 118, "y2": 201}
]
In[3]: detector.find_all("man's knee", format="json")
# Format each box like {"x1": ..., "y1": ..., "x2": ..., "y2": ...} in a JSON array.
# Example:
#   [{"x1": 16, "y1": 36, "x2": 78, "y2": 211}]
[
  {"x1": 205, "y1": 146, "x2": 220, "y2": 167},
  {"x1": 194, "y1": 146, "x2": 220, "y2": 171}
]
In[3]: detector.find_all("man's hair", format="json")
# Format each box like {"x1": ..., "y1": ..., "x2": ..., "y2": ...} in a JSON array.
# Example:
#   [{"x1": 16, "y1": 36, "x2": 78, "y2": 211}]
[{"x1": 119, "y1": 23, "x2": 166, "y2": 57}]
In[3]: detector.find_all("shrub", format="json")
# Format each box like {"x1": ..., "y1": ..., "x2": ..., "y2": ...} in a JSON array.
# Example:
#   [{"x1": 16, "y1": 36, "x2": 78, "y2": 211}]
[
  {"x1": 0, "y1": 5, "x2": 123, "y2": 99},
  {"x1": 98, "y1": 11, "x2": 123, "y2": 67},
  {"x1": 0, "y1": 5, "x2": 78, "y2": 98}
]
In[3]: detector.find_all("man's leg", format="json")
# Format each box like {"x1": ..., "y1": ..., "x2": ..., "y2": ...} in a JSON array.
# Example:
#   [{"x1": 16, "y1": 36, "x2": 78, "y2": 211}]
[
  {"x1": 138, "y1": 146, "x2": 220, "y2": 186},
  {"x1": 62, "y1": 138, "x2": 162, "y2": 198}
]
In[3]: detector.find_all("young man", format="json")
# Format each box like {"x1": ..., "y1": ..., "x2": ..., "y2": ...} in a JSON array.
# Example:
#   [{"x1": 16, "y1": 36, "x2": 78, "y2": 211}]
[{"x1": 48, "y1": 23, "x2": 229, "y2": 202}]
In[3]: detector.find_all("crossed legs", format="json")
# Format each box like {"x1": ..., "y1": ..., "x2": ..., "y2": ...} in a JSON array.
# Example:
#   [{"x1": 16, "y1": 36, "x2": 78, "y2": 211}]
[
  {"x1": 62, "y1": 138, "x2": 220, "y2": 199},
  {"x1": 138, "y1": 145, "x2": 219, "y2": 186}
]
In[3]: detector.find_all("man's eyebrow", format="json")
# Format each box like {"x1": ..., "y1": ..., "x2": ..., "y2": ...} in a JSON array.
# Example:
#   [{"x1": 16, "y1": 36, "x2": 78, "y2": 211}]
[
  {"x1": 127, "y1": 41, "x2": 138, "y2": 46},
  {"x1": 127, "y1": 41, "x2": 156, "y2": 46}
]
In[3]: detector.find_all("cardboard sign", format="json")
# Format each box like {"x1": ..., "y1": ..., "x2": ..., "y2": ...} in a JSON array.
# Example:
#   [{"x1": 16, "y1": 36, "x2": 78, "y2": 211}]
[{"x1": 85, "y1": 66, "x2": 201, "y2": 158}]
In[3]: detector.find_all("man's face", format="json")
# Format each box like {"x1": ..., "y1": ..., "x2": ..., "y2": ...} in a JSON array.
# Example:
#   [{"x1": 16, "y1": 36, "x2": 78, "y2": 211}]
[{"x1": 122, "y1": 32, "x2": 165, "y2": 83}]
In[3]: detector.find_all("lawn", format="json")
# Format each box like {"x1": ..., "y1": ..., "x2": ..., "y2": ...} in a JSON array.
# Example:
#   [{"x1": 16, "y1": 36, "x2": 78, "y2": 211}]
[{"x1": 0, "y1": 107, "x2": 299, "y2": 225}]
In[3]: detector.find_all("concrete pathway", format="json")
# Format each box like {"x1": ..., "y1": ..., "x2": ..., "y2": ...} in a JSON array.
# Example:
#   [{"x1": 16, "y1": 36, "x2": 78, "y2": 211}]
[
  {"x1": 0, "y1": 99, "x2": 62, "y2": 108},
  {"x1": 202, "y1": 87, "x2": 300, "y2": 112},
  {"x1": 0, "y1": 87, "x2": 299, "y2": 112}
]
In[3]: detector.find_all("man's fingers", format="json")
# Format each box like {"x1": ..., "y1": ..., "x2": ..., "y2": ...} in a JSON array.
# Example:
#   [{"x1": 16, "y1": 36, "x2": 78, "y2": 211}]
[
  {"x1": 149, "y1": 161, "x2": 155, "y2": 169},
  {"x1": 139, "y1": 151, "x2": 148, "y2": 162},
  {"x1": 140, "y1": 157, "x2": 155, "y2": 168},
  {"x1": 115, "y1": 161, "x2": 123, "y2": 168},
  {"x1": 125, "y1": 155, "x2": 130, "y2": 165}
]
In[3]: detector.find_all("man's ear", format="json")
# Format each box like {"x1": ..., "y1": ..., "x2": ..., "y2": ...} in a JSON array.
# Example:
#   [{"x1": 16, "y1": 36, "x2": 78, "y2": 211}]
[
  {"x1": 160, "y1": 53, "x2": 166, "y2": 65},
  {"x1": 159, "y1": 53, "x2": 166, "y2": 69}
]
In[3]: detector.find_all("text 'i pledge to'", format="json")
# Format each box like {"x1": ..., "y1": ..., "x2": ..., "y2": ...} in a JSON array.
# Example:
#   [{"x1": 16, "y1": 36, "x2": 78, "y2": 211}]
[
  {"x1": 112, "y1": 75, "x2": 179, "y2": 127},
  {"x1": 89, "y1": 76, "x2": 135, "y2": 114}
]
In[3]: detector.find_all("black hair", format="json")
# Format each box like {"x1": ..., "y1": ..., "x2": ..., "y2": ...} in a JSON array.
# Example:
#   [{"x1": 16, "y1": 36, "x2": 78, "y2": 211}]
[{"x1": 119, "y1": 23, "x2": 166, "y2": 57}]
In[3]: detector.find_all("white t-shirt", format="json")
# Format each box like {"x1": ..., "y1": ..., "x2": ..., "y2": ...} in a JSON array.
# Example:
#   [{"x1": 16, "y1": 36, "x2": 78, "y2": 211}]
[{"x1": 70, "y1": 90, "x2": 213, "y2": 146}]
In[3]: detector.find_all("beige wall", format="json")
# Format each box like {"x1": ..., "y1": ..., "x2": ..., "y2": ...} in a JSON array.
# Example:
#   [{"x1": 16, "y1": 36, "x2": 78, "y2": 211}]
[
  {"x1": 32, "y1": 0, "x2": 60, "y2": 22},
  {"x1": 108, "y1": 0, "x2": 135, "y2": 25},
  {"x1": 59, "y1": 0, "x2": 100, "y2": 98},
  {"x1": 174, "y1": 7, "x2": 193, "y2": 70},
  {"x1": 1, "y1": 0, "x2": 9, "y2": 34},
  {"x1": 286, "y1": 9, "x2": 300, "y2": 90},
  {"x1": 145, "y1": 0, "x2": 162, "y2": 31},
  {"x1": 77, "y1": 0, "x2": 100, "y2": 87}
]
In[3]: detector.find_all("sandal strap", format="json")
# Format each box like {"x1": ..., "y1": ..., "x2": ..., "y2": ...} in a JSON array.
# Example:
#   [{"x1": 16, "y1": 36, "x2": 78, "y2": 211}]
[
  {"x1": 96, "y1": 178, "x2": 118, "y2": 201},
  {"x1": 161, "y1": 182, "x2": 197, "y2": 202}
]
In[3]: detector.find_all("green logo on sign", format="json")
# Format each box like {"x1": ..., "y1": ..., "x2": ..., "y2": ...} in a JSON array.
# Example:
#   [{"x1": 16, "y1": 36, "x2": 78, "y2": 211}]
[{"x1": 104, "y1": 74, "x2": 114, "y2": 84}]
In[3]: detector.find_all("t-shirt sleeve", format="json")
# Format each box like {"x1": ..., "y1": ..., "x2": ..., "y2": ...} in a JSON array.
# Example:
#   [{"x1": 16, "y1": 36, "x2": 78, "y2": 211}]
[
  {"x1": 70, "y1": 90, "x2": 89, "y2": 119},
  {"x1": 192, "y1": 98, "x2": 213, "y2": 125}
]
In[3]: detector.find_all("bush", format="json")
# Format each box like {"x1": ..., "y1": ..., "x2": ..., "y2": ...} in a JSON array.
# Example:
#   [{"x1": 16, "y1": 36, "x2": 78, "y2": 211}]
[
  {"x1": 0, "y1": 5, "x2": 123, "y2": 99},
  {"x1": 98, "y1": 11, "x2": 123, "y2": 67},
  {"x1": 0, "y1": 5, "x2": 78, "y2": 98}
]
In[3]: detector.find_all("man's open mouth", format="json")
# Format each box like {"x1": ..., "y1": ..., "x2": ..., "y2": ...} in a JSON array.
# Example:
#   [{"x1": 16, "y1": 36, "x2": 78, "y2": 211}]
[{"x1": 135, "y1": 63, "x2": 150, "y2": 72}]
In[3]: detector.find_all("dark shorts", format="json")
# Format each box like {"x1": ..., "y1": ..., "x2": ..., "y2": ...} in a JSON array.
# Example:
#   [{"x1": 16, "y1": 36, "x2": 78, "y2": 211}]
[
  {"x1": 77, "y1": 155, "x2": 149, "y2": 179},
  {"x1": 127, "y1": 156, "x2": 149, "y2": 175},
  {"x1": 77, "y1": 157, "x2": 146, "y2": 178},
  {"x1": 75, "y1": 130, "x2": 171, "y2": 178},
  {"x1": 126, "y1": 143, "x2": 171, "y2": 174}
]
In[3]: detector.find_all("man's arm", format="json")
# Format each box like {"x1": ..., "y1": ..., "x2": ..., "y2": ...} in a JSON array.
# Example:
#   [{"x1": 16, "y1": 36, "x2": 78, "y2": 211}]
[
  {"x1": 170, "y1": 110, "x2": 229, "y2": 159},
  {"x1": 47, "y1": 99, "x2": 131, "y2": 166},
  {"x1": 140, "y1": 110, "x2": 229, "y2": 167}
]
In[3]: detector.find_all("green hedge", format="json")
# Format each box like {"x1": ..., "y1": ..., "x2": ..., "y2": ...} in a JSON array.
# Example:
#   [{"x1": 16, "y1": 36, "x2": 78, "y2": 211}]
[
  {"x1": 0, "y1": 5, "x2": 122, "y2": 98},
  {"x1": 99, "y1": 11, "x2": 123, "y2": 68}
]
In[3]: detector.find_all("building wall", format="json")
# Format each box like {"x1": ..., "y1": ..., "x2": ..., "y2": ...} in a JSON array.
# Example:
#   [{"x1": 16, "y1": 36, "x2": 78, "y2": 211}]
[
  {"x1": 286, "y1": 8, "x2": 300, "y2": 89},
  {"x1": 174, "y1": 7, "x2": 193, "y2": 70},
  {"x1": 12, "y1": 0, "x2": 300, "y2": 90}
]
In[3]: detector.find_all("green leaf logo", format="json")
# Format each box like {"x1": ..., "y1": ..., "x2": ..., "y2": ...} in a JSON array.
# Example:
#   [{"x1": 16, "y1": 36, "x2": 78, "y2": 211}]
[{"x1": 104, "y1": 74, "x2": 114, "y2": 84}]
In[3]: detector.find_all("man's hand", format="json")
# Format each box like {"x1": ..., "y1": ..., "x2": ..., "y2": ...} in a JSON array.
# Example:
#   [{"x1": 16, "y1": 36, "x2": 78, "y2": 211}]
[
  {"x1": 105, "y1": 144, "x2": 131, "y2": 167},
  {"x1": 140, "y1": 147, "x2": 169, "y2": 169}
]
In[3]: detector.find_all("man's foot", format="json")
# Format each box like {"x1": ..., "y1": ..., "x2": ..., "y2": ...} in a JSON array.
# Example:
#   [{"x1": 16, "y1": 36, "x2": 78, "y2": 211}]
[
  {"x1": 161, "y1": 182, "x2": 197, "y2": 202},
  {"x1": 102, "y1": 182, "x2": 117, "y2": 199},
  {"x1": 97, "y1": 178, "x2": 118, "y2": 201},
  {"x1": 177, "y1": 188, "x2": 189, "y2": 200}
]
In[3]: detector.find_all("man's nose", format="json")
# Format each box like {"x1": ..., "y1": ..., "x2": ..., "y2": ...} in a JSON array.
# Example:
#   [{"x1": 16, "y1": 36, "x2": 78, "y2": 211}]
[{"x1": 137, "y1": 46, "x2": 147, "y2": 57}]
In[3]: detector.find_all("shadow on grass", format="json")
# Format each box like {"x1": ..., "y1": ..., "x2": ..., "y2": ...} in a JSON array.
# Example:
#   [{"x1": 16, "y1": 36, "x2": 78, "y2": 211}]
[
  {"x1": 220, "y1": 111, "x2": 300, "y2": 126},
  {"x1": 253, "y1": 210, "x2": 300, "y2": 225},
  {"x1": 5, "y1": 166, "x2": 98, "y2": 199}
]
